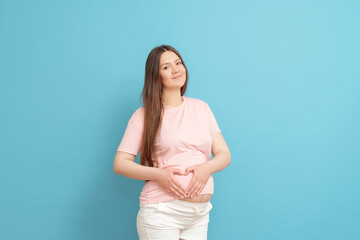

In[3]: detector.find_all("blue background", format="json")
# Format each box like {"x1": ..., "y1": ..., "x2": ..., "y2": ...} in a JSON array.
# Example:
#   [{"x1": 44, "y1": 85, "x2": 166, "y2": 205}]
[{"x1": 1, "y1": 0, "x2": 359, "y2": 239}]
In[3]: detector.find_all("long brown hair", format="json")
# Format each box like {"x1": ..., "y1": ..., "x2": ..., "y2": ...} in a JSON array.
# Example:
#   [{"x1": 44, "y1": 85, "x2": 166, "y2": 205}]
[{"x1": 139, "y1": 45, "x2": 189, "y2": 167}]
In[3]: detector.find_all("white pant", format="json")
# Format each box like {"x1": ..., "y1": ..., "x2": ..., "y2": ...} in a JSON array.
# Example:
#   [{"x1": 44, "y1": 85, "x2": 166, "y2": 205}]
[{"x1": 137, "y1": 199, "x2": 213, "y2": 240}]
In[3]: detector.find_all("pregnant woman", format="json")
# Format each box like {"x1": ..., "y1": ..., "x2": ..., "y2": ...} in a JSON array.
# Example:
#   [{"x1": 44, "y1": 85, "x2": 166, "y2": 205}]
[{"x1": 113, "y1": 44, "x2": 231, "y2": 240}]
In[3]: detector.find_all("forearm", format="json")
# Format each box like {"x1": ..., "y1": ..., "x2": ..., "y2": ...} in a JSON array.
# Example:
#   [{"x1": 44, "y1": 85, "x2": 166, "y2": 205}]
[
  {"x1": 205, "y1": 151, "x2": 231, "y2": 174},
  {"x1": 114, "y1": 160, "x2": 160, "y2": 181}
]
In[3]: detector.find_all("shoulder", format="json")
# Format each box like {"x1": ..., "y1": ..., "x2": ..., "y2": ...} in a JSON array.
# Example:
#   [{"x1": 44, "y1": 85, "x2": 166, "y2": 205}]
[
  {"x1": 129, "y1": 106, "x2": 144, "y2": 125},
  {"x1": 184, "y1": 96, "x2": 208, "y2": 107},
  {"x1": 184, "y1": 96, "x2": 210, "y2": 111}
]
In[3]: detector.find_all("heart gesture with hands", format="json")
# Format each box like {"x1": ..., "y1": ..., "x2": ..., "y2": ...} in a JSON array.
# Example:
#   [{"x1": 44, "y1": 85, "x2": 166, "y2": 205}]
[
  {"x1": 154, "y1": 168, "x2": 187, "y2": 198},
  {"x1": 184, "y1": 163, "x2": 212, "y2": 198}
]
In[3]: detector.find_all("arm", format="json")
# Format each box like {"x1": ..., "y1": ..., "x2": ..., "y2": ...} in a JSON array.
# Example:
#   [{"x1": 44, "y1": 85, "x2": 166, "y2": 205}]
[
  {"x1": 113, "y1": 151, "x2": 187, "y2": 198},
  {"x1": 113, "y1": 151, "x2": 160, "y2": 181},
  {"x1": 184, "y1": 132, "x2": 231, "y2": 197},
  {"x1": 205, "y1": 132, "x2": 231, "y2": 173}
]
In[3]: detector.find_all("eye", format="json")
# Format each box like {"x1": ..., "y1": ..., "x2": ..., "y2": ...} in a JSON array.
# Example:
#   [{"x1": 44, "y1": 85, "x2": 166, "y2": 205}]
[{"x1": 162, "y1": 61, "x2": 182, "y2": 70}]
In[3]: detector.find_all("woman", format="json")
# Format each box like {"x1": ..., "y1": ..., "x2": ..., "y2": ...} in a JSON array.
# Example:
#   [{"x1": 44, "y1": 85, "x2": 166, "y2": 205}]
[{"x1": 113, "y1": 44, "x2": 231, "y2": 240}]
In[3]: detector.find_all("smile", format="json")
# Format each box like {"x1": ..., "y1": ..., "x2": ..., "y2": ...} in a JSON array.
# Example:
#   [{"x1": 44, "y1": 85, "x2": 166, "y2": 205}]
[{"x1": 172, "y1": 75, "x2": 182, "y2": 79}]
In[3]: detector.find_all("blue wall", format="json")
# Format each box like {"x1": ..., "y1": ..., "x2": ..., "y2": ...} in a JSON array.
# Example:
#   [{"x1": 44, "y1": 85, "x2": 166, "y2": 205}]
[{"x1": 1, "y1": 0, "x2": 359, "y2": 239}]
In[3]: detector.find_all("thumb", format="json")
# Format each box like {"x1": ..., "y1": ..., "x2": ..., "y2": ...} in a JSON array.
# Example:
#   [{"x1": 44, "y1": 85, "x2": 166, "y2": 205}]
[
  {"x1": 171, "y1": 168, "x2": 184, "y2": 175},
  {"x1": 184, "y1": 167, "x2": 194, "y2": 176}
]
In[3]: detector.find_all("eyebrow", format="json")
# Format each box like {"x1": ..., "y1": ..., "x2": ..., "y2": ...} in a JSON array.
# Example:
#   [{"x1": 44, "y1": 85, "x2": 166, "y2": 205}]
[{"x1": 160, "y1": 58, "x2": 181, "y2": 67}]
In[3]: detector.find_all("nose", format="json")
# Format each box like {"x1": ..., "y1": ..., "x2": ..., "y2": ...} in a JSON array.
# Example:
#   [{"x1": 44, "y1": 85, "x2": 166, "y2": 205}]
[{"x1": 172, "y1": 65, "x2": 180, "y2": 74}]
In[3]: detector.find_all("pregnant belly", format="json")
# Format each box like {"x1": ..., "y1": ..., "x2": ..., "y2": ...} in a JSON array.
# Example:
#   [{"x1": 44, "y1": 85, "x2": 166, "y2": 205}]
[
  {"x1": 141, "y1": 153, "x2": 214, "y2": 203},
  {"x1": 180, "y1": 194, "x2": 212, "y2": 203},
  {"x1": 171, "y1": 167, "x2": 214, "y2": 198},
  {"x1": 171, "y1": 172, "x2": 197, "y2": 191},
  {"x1": 172, "y1": 173, "x2": 213, "y2": 202},
  {"x1": 161, "y1": 154, "x2": 211, "y2": 192}
]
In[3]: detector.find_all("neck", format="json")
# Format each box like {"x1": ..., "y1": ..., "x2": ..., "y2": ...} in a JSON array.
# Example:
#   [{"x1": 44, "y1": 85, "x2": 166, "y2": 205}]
[{"x1": 162, "y1": 89, "x2": 183, "y2": 108}]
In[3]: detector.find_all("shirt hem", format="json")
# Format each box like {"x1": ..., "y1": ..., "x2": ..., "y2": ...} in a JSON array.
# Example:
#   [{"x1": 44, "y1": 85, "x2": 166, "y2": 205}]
[{"x1": 139, "y1": 192, "x2": 214, "y2": 204}]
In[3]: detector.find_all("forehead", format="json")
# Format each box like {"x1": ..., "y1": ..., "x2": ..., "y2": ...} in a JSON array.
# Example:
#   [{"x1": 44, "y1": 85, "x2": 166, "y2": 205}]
[{"x1": 159, "y1": 51, "x2": 179, "y2": 64}]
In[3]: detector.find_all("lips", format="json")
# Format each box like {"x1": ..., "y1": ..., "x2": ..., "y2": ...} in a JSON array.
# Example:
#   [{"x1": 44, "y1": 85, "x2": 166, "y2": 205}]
[{"x1": 172, "y1": 75, "x2": 182, "y2": 79}]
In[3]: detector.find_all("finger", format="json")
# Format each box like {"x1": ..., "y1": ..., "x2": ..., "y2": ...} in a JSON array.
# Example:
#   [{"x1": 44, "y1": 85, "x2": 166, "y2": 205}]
[
  {"x1": 184, "y1": 167, "x2": 193, "y2": 176},
  {"x1": 171, "y1": 184, "x2": 186, "y2": 198},
  {"x1": 168, "y1": 186, "x2": 184, "y2": 198},
  {"x1": 172, "y1": 168, "x2": 184, "y2": 175},
  {"x1": 166, "y1": 186, "x2": 179, "y2": 198},
  {"x1": 165, "y1": 188, "x2": 176, "y2": 198},
  {"x1": 196, "y1": 183, "x2": 206, "y2": 195},
  {"x1": 191, "y1": 181, "x2": 204, "y2": 197},
  {"x1": 188, "y1": 180, "x2": 201, "y2": 197},
  {"x1": 193, "y1": 183, "x2": 204, "y2": 197},
  {"x1": 172, "y1": 182, "x2": 187, "y2": 198},
  {"x1": 186, "y1": 176, "x2": 197, "y2": 194}
]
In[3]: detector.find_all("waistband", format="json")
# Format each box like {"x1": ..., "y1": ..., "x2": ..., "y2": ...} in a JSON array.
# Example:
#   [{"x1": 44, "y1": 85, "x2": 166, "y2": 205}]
[{"x1": 140, "y1": 199, "x2": 210, "y2": 208}]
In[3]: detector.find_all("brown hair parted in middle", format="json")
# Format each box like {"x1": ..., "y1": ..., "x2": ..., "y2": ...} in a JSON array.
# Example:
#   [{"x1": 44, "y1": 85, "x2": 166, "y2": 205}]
[{"x1": 139, "y1": 45, "x2": 189, "y2": 169}]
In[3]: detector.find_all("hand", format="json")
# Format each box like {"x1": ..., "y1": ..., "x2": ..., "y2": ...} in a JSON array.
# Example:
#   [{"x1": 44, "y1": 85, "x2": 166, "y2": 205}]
[
  {"x1": 184, "y1": 163, "x2": 212, "y2": 198},
  {"x1": 154, "y1": 168, "x2": 187, "y2": 198}
]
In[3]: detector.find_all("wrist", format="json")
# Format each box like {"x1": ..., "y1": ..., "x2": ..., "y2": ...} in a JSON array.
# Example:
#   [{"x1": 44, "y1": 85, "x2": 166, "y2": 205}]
[
  {"x1": 202, "y1": 161, "x2": 213, "y2": 174},
  {"x1": 150, "y1": 167, "x2": 162, "y2": 181}
]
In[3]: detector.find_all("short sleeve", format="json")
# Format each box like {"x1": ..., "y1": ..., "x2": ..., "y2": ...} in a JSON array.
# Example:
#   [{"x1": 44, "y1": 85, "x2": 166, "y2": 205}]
[
  {"x1": 117, "y1": 109, "x2": 144, "y2": 156},
  {"x1": 204, "y1": 102, "x2": 221, "y2": 134}
]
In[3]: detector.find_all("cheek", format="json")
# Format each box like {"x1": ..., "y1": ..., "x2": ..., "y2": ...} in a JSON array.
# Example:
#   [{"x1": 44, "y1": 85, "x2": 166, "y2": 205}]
[
  {"x1": 180, "y1": 65, "x2": 185, "y2": 71},
  {"x1": 160, "y1": 72, "x2": 170, "y2": 85},
  {"x1": 159, "y1": 72, "x2": 167, "y2": 80},
  {"x1": 181, "y1": 66, "x2": 187, "y2": 74}
]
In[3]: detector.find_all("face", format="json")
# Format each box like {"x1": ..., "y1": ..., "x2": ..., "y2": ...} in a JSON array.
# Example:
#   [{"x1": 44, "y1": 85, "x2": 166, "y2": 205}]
[{"x1": 159, "y1": 51, "x2": 186, "y2": 90}]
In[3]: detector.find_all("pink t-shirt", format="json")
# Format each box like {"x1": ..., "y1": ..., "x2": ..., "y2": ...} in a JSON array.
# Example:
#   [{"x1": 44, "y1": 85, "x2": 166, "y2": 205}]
[{"x1": 117, "y1": 96, "x2": 221, "y2": 204}]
